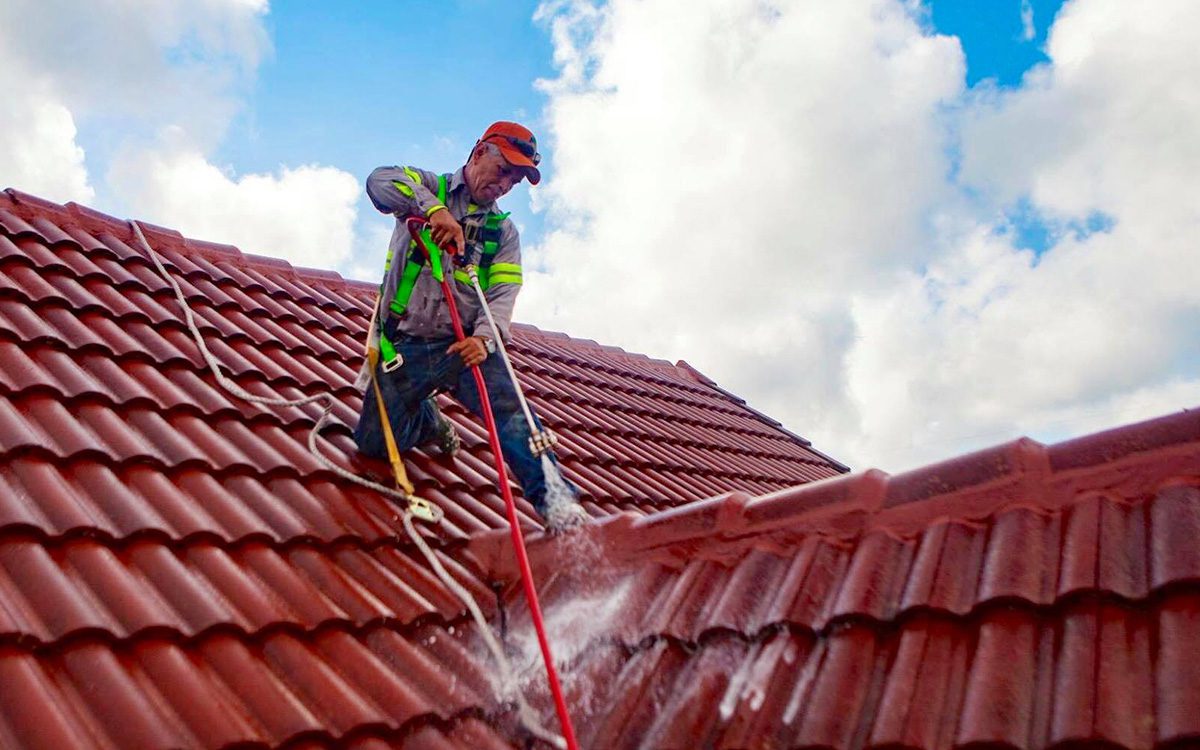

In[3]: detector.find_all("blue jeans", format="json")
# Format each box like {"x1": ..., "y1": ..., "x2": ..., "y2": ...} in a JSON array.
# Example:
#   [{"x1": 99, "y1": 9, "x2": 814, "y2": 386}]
[{"x1": 354, "y1": 320, "x2": 576, "y2": 515}]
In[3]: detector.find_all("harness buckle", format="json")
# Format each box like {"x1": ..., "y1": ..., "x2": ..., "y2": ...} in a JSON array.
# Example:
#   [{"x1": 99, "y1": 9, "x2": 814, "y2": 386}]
[
  {"x1": 382, "y1": 353, "x2": 404, "y2": 373},
  {"x1": 408, "y1": 495, "x2": 441, "y2": 523}
]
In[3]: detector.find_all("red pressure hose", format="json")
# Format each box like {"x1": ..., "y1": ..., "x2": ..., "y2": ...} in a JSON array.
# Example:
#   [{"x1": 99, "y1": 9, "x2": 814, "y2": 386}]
[{"x1": 405, "y1": 218, "x2": 579, "y2": 750}]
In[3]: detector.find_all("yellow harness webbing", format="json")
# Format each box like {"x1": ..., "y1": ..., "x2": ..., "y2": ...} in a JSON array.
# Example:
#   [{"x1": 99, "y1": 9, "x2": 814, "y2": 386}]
[{"x1": 364, "y1": 302, "x2": 436, "y2": 521}]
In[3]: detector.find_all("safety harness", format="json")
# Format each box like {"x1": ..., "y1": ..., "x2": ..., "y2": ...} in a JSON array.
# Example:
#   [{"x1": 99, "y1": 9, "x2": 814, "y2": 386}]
[{"x1": 377, "y1": 172, "x2": 516, "y2": 370}]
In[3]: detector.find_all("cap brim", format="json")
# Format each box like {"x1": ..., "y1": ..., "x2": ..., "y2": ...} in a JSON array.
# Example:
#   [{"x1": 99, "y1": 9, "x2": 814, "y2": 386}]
[{"x1": 495, "y1": 143, "x2": 542, "y2": 185}]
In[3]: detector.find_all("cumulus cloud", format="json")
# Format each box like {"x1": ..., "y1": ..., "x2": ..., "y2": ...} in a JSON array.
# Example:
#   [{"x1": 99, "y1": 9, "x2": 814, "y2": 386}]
[
  {"x1": 1020, "y1": 0, "x2": 1035, "y2": 42},
  {"x1": 109, "y1": 136, "x2": 360, "y2": 267},
  {"x1": 0, "y1": 81, "x2": 94, "y2": 204},
  {"x1": 849, "y1": 0, "x2": 1200, "y2": 468},
  {"x1": 0, "y1": 0, "x2": 362, "y2": 270},
  {"x1": 526, "y1": 0, "x2": 1200, "y2": 471},
  {"x1": 0, "y1": 0, "x2": 268, "y2": 145}
]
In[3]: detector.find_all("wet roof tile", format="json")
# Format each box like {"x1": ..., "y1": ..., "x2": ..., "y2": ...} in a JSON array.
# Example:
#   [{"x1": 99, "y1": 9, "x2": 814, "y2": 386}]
[
  {"x1": 2, "y1": 187, "x2": 1195, "y2": 749},
  {"x1": 473, "y1": 409, "x2": 1200, "y2": 749}
]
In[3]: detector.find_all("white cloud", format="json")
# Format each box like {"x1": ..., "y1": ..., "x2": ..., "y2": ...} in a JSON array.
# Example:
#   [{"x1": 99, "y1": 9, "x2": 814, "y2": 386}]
[
  {"x1": 527, "y1": 0, "x2": 1200, "y2": 472},
  {"x1": 347, "y1": 216, "x2": 398, "y2": 284},
  {"x1": 1020, "y1": 0, "x2": 1035, "y2": 42},
  {"x1": 0, "y1": 0, "x2": 362, "y2": 272},
  {"x1": 0, "y1": 0, "x2": 269, "y2": 144},
  {"x1": 0, "y1": 80, "x2": 94, "y2": 203},
  {"x1": 850, "y1": 0, "x2": 1200, "y2": 469},
  {"x1": 109, "y1": 137, "x2": 360, "y2": 268}
]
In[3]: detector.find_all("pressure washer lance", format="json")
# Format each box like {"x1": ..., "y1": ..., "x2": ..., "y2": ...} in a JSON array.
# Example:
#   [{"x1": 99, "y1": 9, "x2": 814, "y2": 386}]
[{"x1": 460, "y1": 262, "x2": 557, "y2": 457}]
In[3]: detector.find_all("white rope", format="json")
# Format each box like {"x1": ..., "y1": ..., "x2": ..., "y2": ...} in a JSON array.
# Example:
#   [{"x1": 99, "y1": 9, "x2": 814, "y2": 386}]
[
  {"x1": 401, "y1": 513, "x2": 566, "y2": 748},
  {"x1": 128, "y1": 221, "x2": 563, "y2": 748},
  {"x1": 129, "y1": 220, "x2": 425, "y2": 511}
]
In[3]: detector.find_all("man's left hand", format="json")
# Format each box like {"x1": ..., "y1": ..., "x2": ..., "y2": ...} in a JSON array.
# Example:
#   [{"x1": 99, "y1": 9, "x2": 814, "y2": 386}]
[{"x1": 448, "y1": 336, "x2": 488, "y2": 367}]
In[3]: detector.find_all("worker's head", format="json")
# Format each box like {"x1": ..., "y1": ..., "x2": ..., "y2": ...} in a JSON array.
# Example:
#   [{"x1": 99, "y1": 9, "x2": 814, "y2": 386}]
[{"x1": 465, "y1": 121, "x2": 541, "y2": 204}]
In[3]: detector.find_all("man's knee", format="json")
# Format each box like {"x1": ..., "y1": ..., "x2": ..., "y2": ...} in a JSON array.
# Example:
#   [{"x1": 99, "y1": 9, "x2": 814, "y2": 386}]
[
  {"x1": 482, "y1": 375, "x2": 522, "y2": 415},
  {"x1": 353, "y1": 416, "x2": 386, "y2": 459}
]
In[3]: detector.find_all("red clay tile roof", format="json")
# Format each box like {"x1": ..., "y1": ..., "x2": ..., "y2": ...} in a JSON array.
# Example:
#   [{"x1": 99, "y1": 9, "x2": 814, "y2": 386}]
[
  {"x1": 471, "y1": 410, "x2": 1200, "y2": 749},
  {"x1": 0, "y1": 187, "x2": 843, "y2": 748},
  {"x1": 1, "y1": 187, "x2": 1197, "y2": 749}
]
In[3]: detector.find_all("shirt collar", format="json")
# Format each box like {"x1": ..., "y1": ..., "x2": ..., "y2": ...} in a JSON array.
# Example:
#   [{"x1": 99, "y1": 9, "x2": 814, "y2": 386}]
[{"x1": 448, "y1": 166, "x2": 497, "y2": 212}]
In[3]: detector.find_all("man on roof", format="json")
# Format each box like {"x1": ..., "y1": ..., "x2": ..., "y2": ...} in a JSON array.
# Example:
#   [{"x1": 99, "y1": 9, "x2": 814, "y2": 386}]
[{"x1": 355, "y1": 121, "x2": 587, "y2": 532}]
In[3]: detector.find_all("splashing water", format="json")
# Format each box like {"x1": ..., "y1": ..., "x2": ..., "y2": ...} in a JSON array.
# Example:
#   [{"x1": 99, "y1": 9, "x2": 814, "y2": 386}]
[
  {"x1": 541, "y1": 454, "x2": 590, "y2": 533},
  {"x1": 541, "y1": 453, "x2": 577, "y2": 509},
  {"x1": 504, "y1": 572, "x2": 635, "y2": 717}
]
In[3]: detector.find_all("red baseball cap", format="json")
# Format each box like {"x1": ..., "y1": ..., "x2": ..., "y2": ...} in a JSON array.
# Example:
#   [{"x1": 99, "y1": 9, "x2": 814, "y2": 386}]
[{"x1": 479, "y1": 121, "x2": 542, "y2": 185}]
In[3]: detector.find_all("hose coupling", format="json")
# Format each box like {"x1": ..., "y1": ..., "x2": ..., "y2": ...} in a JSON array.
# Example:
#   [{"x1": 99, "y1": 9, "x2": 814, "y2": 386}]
[{"x1": 528, "y1": 429, "x2": 559, "y2": 457}]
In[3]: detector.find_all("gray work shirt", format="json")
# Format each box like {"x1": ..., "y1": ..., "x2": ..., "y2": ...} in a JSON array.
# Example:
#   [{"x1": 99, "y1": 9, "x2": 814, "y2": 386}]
[{"x1": 365, "y1": 165, "x2": 521, "y2": 343}]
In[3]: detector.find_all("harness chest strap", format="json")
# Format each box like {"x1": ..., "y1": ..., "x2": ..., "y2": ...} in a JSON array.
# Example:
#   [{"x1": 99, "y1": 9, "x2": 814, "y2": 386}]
[{"x1": 378, "y1": 173, "x2": 516, "y2": 366}]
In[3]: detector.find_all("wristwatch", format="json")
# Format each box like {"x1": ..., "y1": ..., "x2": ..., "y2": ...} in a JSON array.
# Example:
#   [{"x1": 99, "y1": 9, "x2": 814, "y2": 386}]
[{"x1": 478, "y1": 335, "x2": 496, "y2": 355}]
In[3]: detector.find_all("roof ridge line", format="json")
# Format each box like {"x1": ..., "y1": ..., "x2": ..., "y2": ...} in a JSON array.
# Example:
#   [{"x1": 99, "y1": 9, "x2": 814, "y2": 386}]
[
  {"x1": 673, "y1": 358, "x2": 852, "y2": 472},
  {"x1": 512, "y1": 322, "x2": 680, "y2": 367},
  {"x1": 466, "y1": 409, "x2": 1200, "y2": 582}
]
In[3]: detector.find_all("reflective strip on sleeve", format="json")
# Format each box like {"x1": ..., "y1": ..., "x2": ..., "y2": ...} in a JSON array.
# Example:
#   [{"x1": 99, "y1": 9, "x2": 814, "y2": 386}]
[
  {"x1": 425, "y1": 204, "x2": 446, "y2": 217},
  {"x1": 453, "y1": 269, "x2": 472, "y2": 286},
  {"x1": 488, "y1": 262, "x2": 523, "y2": 285},
  {"x1": 391, "y1": 180, "x2": 415, "y2": 198}
]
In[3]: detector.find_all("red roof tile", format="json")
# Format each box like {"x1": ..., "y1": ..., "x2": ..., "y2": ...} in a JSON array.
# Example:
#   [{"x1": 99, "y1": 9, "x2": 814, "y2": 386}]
[
  {"x1": 0, "y1": 188, "x2": 844, "y2": 747},
  {"x1": 473, "y1": 409, "x2": 1200, "y2": 749},
  {"x1": 1, "y1": 186, "x2": 1196, "y2": 749}
]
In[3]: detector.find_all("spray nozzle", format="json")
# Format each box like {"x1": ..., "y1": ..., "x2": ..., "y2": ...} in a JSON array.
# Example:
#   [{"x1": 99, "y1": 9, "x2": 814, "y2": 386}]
[{"x1": 529, "y1": 429, "x2": 558, "y2": 457}]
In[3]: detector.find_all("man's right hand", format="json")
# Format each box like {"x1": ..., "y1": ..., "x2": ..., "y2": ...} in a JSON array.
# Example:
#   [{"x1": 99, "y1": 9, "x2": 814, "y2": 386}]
[{"x1": 428, "y1": 209, "x2": 465, "y2": 256}]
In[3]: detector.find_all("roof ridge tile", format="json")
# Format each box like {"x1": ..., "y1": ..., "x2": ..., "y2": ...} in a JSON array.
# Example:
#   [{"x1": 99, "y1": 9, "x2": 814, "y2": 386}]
[
  {"x1": 1048, "y1": 407, "x2": 1199, "y2": 472},
  {"x1": 3, "y1": 188, "x2": 68, "y2": 219},
  {"x1": 743, "y1": 469, "x2": 889, "y2": 533},
  {"x1": 242, "y1": 252, "x2": 297, "y2": 276},
  {"x1": 179, "y1": 237, "x2": 245, "y2": 265}
]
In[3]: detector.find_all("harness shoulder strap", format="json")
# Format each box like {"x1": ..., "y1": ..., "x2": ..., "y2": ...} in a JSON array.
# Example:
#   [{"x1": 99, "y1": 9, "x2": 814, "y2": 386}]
[{"x1": 387, "y1": 173, "x2": 452, "y2": 316}]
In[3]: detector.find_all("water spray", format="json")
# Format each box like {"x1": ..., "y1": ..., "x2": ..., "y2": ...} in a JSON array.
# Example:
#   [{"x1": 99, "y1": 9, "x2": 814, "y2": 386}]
[{"x1": 405, "y1": 217, "x2": 580, "y2": 749}]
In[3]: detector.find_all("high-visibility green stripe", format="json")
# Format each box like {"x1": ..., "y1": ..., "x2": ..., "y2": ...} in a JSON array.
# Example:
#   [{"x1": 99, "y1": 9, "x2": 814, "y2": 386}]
[
  {"x1": 489, "y1": 262, "x2": 522, "y2": 274},
  {"x1": 420, "y1": 228, "x2": 445, "y2": 282},
  {"x1": 403, "y1": 167, "x2": 423, "y2": 186},
  {"x1": 389, "y1": 252, "x2": 423, "y2": 314},
  {"x1": 453, "y1": 269, "x2": 472, "y2": 285},
  {"x1": 488, "y1": 273, "x2": 522, "y2": 285},
  {"x1": 391, "y1": 180, "x2": 415, "y2": 198},
  {"x1": 380, "y1": 334, "x2": 398, "y2": 363}
]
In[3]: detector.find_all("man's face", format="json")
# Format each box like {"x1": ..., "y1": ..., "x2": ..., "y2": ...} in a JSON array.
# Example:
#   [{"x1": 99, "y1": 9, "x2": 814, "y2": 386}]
[{"x1": 467, "y1": 143, "x2": 524, "y2": 204}]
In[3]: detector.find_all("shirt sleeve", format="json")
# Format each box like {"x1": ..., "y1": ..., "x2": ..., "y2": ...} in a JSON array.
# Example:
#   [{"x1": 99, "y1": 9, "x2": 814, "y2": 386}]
[
  {"x1": 471, "y1": 218, "x2": 522, "y2": 343},
  {"x1": 365, "y1": 165, "x2": 445, "y2": 217}
]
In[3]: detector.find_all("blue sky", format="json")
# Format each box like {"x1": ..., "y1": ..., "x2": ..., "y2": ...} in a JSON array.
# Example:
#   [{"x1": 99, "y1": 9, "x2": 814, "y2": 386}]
[
  {"x1": 928, "y1": 0, "x2": 1061, "y2": 86},
  {"x1": 218, "y1": 1, "x2": 558, "y2": 244},
  {"x1": 214, "y1": 0, "x2": 1065, "y2": 254}
]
